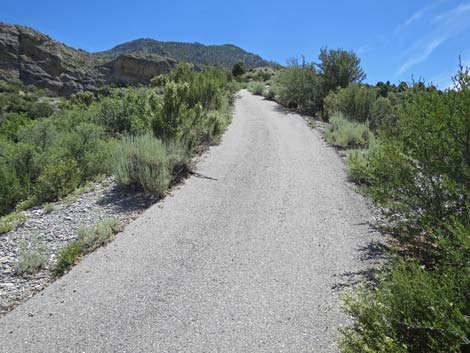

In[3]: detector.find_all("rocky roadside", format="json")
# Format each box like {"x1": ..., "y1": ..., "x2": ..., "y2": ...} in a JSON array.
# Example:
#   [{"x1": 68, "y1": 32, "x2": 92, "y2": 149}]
[{"x1": 0, "y1": 178, "x2": 158, "y2": 317}]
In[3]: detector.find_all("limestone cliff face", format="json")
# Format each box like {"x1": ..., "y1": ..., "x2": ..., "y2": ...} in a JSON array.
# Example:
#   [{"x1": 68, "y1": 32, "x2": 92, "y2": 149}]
[
  {"x1": 101, "y1": 53, "x2": 176, "y2": 84},
  {"x1": 0, "y1": 23, "x2": 176, "y2": 94}
]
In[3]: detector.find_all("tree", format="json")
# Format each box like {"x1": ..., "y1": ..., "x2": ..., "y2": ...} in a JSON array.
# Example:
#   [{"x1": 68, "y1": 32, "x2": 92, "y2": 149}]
[
  {"x1": 232, "y1": 60, "x2": 246, "y2": 77},
  {"x1": 316, "y1": 48, "x2": 366, "y2": 96}
]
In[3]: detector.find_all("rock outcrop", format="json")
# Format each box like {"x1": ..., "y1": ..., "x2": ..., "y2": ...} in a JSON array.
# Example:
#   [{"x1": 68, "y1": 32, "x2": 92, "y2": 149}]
[
  {"x1": 0, "y1": 23, "x2": 176, "y2": 94},
  {"x1": 100, "y1": 53, "x2": 176, "y2": 84}
]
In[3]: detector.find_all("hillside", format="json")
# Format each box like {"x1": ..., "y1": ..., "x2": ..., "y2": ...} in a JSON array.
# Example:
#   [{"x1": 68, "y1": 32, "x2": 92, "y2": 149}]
[
  {"x1": 96, "y1": 38, "x2": 273, "y2": 69},
  {"x1": 0, "y1": 23, "x2": 177, "y2": 94},
  {"x1": 0, "y1": 22, "x2": 275, "y2": 94}
]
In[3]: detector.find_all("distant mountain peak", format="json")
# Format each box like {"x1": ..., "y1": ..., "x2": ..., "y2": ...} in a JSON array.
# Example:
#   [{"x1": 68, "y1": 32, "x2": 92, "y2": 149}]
[{"x1": 97, "y1": 37, "x2": 272, "y2": 69}]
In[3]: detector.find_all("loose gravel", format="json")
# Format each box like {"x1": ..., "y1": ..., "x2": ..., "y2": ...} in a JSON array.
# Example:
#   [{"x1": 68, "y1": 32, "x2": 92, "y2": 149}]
[{"x1": 0, "y1": 179, "x2": 156, "y2": 316}]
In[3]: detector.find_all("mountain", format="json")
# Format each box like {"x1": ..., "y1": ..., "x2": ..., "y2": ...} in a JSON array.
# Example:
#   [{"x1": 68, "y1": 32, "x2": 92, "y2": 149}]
[
  {"x1": 0, "y1": 23, "x2": 176, "y2": 94},
  {"x1": 96, "y1": 38, "x2": 273, "y2": 69},
  {"x1": 0, "y1": 22, "x2": 274, "y2": 94}
]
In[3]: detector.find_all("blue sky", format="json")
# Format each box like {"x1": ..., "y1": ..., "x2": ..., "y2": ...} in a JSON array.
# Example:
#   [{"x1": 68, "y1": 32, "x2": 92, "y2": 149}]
[{"x1": 2, "y1": 0, "x2": 470, "y2": 87}]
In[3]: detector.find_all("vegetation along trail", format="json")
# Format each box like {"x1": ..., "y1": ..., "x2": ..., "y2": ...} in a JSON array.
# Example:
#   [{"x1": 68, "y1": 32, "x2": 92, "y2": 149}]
[{"x1": 0, "y1": 90, "x2": 380, "y2": 352}]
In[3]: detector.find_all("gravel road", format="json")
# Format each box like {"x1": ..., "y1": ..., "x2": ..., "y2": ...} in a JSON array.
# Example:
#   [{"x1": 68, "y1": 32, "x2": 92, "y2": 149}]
[{"x1": 0, "y1": 90, "x2": 380, "y2": 352}]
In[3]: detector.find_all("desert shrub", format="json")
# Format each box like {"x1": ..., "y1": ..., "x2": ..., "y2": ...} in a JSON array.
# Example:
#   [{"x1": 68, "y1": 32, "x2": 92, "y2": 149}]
[
  {"x1": 152, "y1": 82, "x2": 190, "y2": 140},
  {"x1": 346, "y1": 139, "x2": 383, "y2": 185},
  {"x1": 0, "y1": 212, "x2": 27, "y2": 234},
  {"x1": 113, "y1": 134, "x2": 172, "y2": 195},
  {"x1": 0, "y1": 112, "x2": 31, "y2": 140},
  {"x1": 43, "y1": 203, "x2": 54, "y2": 213},
  {"x1": 316, "y1": 47, "x2": 366, "y2": 97},
  {"x1": 248, "y1": 81, "x2": 265, "y2": 95},
  {"x1": 253, "y1": 71, "x2": 272, "y2": 82},
  {"x1": 150, "y1": 74, "x2": 168, "y2": 88},
  {"x1": 53, "y1": 241, "x2": 81, "y2": 276},
  {"x1": 35, "y1": 158, "x2": 81, "y2": 201},
  {"x1": 275, "y1": 58, "x2": 322, "y2": 114},
  {"x1": 15, "y1": 238, "x2": 48, "y2": 275},
  {"x1": 232, "y1": 60, "x2": 246, "y2": 77},
  {"x1": 262, "y1": 85, "x2": 278, "y2": 100},
  {"x1": 94, "y1": 88, "x2": 152, "y2": 136},
  {"x1": 166, "y1": 64, "x2": 229, "y2": 111},
  {"x1": 341, "y1": 64, "x2": 470, "y2": 353},
  {"x1": 340, "y1": 235, "x2": 470, "y2": 353},
  {"x1": 54, "y1": 218, "x2": 122, "y2": 276},
  {"x1": 70, "y1": 91, "x2": 95, "y2": 106},
  {"x1": 324, "y1": 84, "x2": 394, "y2": 129},
  {"x1": 0, "y1": 161, "x2": 23, "y2": 216},
  {"x1": 0, "y1": 65, "x2": 233, "y2": 216},
  {"x1": 350, "y1": 72, "x2": 470, "y2": 240},
  {"x1": 326, "y1": 114, "x2": 371, "y2": 149},
  {"x1": 77, "y1": 218, "x2": 122, "y2": 253}
]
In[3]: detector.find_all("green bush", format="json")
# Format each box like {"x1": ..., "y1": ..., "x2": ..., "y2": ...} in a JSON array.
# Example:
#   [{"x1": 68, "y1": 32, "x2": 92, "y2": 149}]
[
  {"x1": 0, "y1": 212, "x2": 27, "y2": 234},
  {"x1": 341, "y1": 64, "x2": 470, "y2": 353},
  {"x1": 43, "y1": 203, "x2": 55, "y2": 213},
  {"x1": 326, "y1": 114, "x2": 371, "y2": 149},
  {"x1": 232, "y1": 60, "x2": 246, "y2": 77},
  {"x1": 324, "y1": 84, "x2": 394, "y2": 129},
  {"x1": 54, "y1": 241, "x2": 81, "y2": 276},
  {"x1": 15, "y1": 238, "x2": 48, "y2": 275},
  {"x1": 0, "y1": 65, "x2": 234, "y2": 216},
  {"x1": 152, "y1": 82, "x2": 190, "y2": 140},
  {"x1": 35, "y1": 158, "x2": 81, "y2": 201},
  {"x1": 247, "y1": 81, "x2": 265, "y2": 95},
  {"x1": 54, "y1": 218, "x2": 122, "y2": 276},
  {"x1": 113, "y1": 134, "x2": 172, "y2": 195},
  {"x1": 316, "y1": 47, "x2": 366, "y2": 97},
  {"x1": 94, "y1": 88, "x2": 152, "y2": 136},
  {"x1": 275, "y1": 58, "x2": 322, "y2": 114},
  {"x1": 262, "y1": 85, "x2": 279, "y2": 100},
  {"x1": 346, "y1": 139, "x2": 384, "y2": 185},
  {"x1": 76, "y1": 218, "x2": 122, "y2": 253},
  {"x1": 340, "y1": 252, "x2": 470, "y2": 353},
  {"x1": 350, "y1": 73, "x2": 470, "y2": 240}
]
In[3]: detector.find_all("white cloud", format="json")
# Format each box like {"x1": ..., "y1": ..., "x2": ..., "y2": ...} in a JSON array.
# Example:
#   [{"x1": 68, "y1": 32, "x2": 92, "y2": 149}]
[
  {"x1": 433, "y1": 2, "x2": 470, "y2": 22},
  {"x1": 395, "y1": 0, "x2": 445, "y2": 32},
  {"x1": 398, "y1": 37, "x2": 446, "y2": 75}
]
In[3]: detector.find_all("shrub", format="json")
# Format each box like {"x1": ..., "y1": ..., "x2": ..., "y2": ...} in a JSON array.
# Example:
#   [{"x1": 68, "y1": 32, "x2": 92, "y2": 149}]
[
  {"x1": 15, "y1": 238, "x2": 48, "y2": 275},
  {"x1": 0, "y1": 160, "x2": 22, "y2": 216},
  {"x1": 346, "y1": 139, "x2": 383, "y2": 185},
  {"x1": 35, "y1": 158, "x2": 81, "y2": 201},
  {"x1": 275, "y1": 58, "x2": 322, "y2": 114},
  {"x1": 232, "y1": 60, "x2": 246, "y2": 77},
  {"x1": 316, "y1": 47, "x2": 366, "y2": 97},
  {"x1": 76, "y1": 218, "x2": 122, "y2": 253},
  {"x1": 248, "y1": 81, "x2": 265, "y2": 95},
  {"x1": 262, "y1": 85, "x2": 277, "y2": 100},
  {"x1": 326, "y1": 114, "x2": 371, "y2": 149},
  {"x1": 340, "y1": 255, "x2": 470, "y2": 353},
  {"x1": 351, "y1": 71, "x2": 470, "y2": 240},
  {"x1": 150, "y1": 75, "x2": 168, "y2": 88},
  {"x1": 95, "y1": 88, "x2": 152, "y2": 136},
  {"x1": 43, "y1": 203, "x2": 55, "y2": 213},
  {"x1": 152, "y1": 82, "x2": 190, "y2": 140},
  {"x1": 0, "y1": 212, "x2": 27, "y2": 234},
  {"x1": 324, "y1": 84, "x2": 394, "y2": 129},
  {"x1": 113, "y1": 134, "x2": 171, "y2": 195},
  {"x1": 54, "y1": 218, "x2": 122, "y2": 276},
  {"x1": 54, "y1": 241, "x2": 81, "y2": 276}
]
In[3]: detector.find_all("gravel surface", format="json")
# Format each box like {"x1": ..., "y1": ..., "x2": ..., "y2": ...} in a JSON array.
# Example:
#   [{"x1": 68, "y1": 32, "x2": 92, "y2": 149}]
[
  {"x1": 0, "y1": 179, "x2": 156, "y2": 316},
  {"x1": 0, "y1": 90, "x2": 381, "y2": 352}
]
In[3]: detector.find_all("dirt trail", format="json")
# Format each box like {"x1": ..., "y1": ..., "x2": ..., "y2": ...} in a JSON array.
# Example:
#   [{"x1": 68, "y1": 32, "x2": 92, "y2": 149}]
[{"x1": 0, "y1": 90, "x2": 379, "y2": 352}]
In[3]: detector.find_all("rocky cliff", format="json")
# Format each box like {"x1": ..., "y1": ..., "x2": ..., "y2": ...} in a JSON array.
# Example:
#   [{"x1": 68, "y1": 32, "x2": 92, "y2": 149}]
[{"x1": 0, "y1": 23, "x2": 176, "y2": 94}]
